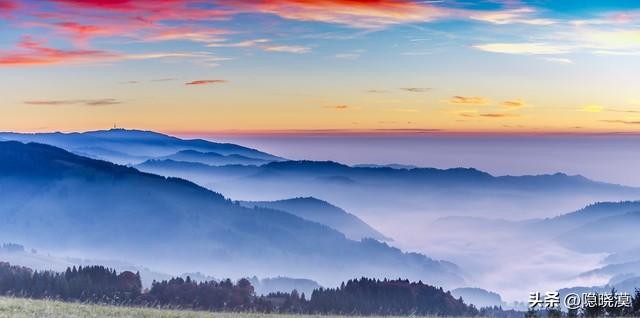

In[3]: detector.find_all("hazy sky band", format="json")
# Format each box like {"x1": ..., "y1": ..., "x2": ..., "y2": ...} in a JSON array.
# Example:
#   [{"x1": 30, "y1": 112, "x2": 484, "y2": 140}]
[{"x1": 187, "y1": 133, "x2": 640, "y2": 187}]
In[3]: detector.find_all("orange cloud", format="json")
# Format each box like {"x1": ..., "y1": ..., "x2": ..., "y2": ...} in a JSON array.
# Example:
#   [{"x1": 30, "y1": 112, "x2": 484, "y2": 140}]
[
  {"x1": 324, "y1": 105, "x2": 350, "y2": 110},
  {"x1": 478, "y1": 113, "x2": 519, "y2": 118},
  {"x1": 448, "y1": 96, "x2": 491, "y2": 105},
  {"x1": 185, "y1": 80, "x2": 228, "y2": 86},
  {"x1": 223, "y1": 0, "x2": 449, "y2": 28},
  {"x1": 501, "y1": 99, "x2": 526, "y2": 109}
]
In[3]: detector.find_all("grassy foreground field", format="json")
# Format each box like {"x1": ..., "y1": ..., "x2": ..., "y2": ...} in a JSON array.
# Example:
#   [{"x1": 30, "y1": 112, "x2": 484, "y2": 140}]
[
  {"x1": 0, "y1": 297, "x2": 303, "y2": 318},
  {"x1": 0, "y1": 297, "x2": 444, "y2": 318}
]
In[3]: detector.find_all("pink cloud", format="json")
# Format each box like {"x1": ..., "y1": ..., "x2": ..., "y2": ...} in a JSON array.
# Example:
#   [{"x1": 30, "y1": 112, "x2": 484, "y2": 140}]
[
  {"x1": 0, "y1": 0, "x2": 17, "y2": 11},
  {"x1": 220, "y1": 0, "x2": 450, "y2": 28},
  {"x1": 185, "y1": 79, "x2": 228, "y2": 86},
  {"x1": 0, "y1": 37, "x2": 117, "y2": 66}
]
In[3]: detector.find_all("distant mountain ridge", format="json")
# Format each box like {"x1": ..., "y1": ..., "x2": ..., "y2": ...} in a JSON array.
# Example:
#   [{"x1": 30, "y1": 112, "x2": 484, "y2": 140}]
[
  {"x1": 0, "y1": 129, "x2": 283, "y2": 165},
  {"x1": 137, "y1": 158, "x2": 640, "y2": 220},
  {"x1": 158, "y1": 149, "x2": 270, "y2": 166},
  {"x1": 240, "y1": 197, "x2": 389, "y2": 241},
  {"x1": 0, "y1": 140, "x2": 462, "y2": 288}
]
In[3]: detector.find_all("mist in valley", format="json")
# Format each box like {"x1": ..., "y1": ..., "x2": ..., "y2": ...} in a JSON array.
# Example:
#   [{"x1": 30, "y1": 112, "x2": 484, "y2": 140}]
[{"x1": 2, "y1": 130, "x2": 640, "y2": 309}]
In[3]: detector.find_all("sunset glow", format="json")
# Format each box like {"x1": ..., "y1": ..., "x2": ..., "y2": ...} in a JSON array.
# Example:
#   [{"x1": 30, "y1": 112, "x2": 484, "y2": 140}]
[{"x1": 1, "y1": 0, "x2": 639, "y2": 134}]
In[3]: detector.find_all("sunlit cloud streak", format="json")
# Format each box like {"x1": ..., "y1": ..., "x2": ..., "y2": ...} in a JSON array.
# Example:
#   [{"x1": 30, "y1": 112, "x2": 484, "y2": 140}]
[
  {"x1": 447, "y1": 96, "x2": 491, "y2": 105},
  {"x1": 207, "y1": 39, "x2": 271, "y2": 48},
  {"x1": 601, "y1": 119, "x2": 640, "y2": 125},
  {"x1": 262, "y1": 45, "x2": 311, "y2": 54},
  {"x1": 24, "y1": 98, "x2": 122, "y2": 106},
  {"x1": 220, "y1": 0, "x2": 450, "y2": 29},
  {"x1": 469, "y1": 7, "x2": 556, "y2": 25},
  {"x1": 473, "y1": 43, "x2": 570, "y2": 55},
  {"x1": 324, "y1": 105, "x2": 351, "y2": 110},
  {"x1": 501, "y1": 99, "x2": 526, "y2": 109},
  {"x1": 185, "y1": 80, "x2": 228, "y2": 86}
]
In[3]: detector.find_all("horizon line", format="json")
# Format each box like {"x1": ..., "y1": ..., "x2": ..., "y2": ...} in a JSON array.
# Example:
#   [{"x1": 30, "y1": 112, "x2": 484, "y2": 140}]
[
  {"x1": 4, "y1": 127, "x2": 640, "y2": 138},
  {"x1": 168, "y1": 128, "x2": 640, "y2": 138}
]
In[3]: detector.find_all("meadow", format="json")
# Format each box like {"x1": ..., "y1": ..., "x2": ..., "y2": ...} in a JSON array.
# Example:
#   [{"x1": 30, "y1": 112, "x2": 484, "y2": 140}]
[
  {"x1": 0, "y1": 297, "x2": 292, "y2": 318},
  {"x1": 0, "y1": 297, "x2": 442, "y2": 318}
]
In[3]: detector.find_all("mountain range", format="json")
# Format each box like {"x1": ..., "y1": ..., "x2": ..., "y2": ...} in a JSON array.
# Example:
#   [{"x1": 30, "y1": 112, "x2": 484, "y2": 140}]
[
  {"x1": 3, "y1": 129, "x2": 640, "y2": 305},
  {"x1": 239, "y1": 197, "x2": 389, "y2": 241},
  {"x1": 0, "y1": 140, "x2": 461, "y2": 288},
  {"x1": 136, "y1": 157, "x2": 640, "y2": 221},
  {"x1": 0, "y1": 129, "x2": 282, "y2": 165}
]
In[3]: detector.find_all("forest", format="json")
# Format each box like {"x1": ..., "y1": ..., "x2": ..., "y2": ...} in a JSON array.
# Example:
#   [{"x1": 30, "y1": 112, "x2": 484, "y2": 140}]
[
  {"x1": 0, "y1": 261, "x2": 476, "y2": 315},
  {"x1": 4, "y1": 261, "x2": 640, "y2": 317}
]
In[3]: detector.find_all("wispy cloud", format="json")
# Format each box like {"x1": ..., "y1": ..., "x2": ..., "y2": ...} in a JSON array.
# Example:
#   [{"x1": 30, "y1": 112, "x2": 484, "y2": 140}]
[
  {"x1": 324, "y1": 104, "x2": 350, "y2": 110},
  {"x1": 209, "y1": 39, "x2": 311, "y2": 55},
  {"x1": 185, "y1": 80, "x2": 228, "y2": 86},
  {"x1": 0, "y1": 36, "x2": 229, "y2": 67},
  {"x1": 262, "y1": 45, "x2": 311, "y2": 54},
  {"x1": 473, "y1": 43, "x2": 570, "y2": 55},
  {"x1": 608, "y1": 108, "x2": 640, "y2": 114},
  {"x1": 579, "y1": 104, "x2": 640, "y2": 114},
  {"x1": 24, "y1": 98, "x2": 122, "y2": 106},
  {"x1": 207, "y1": 39, "x2": 271, "y2": 48},
  {"x1": 334, "y1": 53, "x2": 361, "y2": 60},
  {"x1": 501, "y1": 99, "x2": 526, "y2": 109},
  {"x1": 478, "y1": 113, "x2": 519, "y2": 118},
  {"x1": 144, "y1": 27, "x2": 230, "y2": 43},
  {"x1": 0, "y1": 36, "x2": 117, "y2": 66},
  {"x1": 601, "y1": 119, "x2": 640, "y2": 125},
  {"x1": 447, "y1": 96, "x2": 491, "y2": 105},
  {"x1": 543, "y1": 57, "x2": 574, "y2": 64},
  {"x1": 400, "y1": 87, "x2": 431, "y2": 93},
  {"x1": 223, "y1": 0, "x2": 451, "y2": 29},
  {"x1": 447, "y1": 108, "x2": 518, "y2": 118},
  {"x1": 469, "y1": 7, "x2": 556, "y2": 26}
]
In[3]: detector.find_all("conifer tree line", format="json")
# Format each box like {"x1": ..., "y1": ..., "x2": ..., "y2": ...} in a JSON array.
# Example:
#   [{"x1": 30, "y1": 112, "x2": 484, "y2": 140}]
[
  {"x1": 0, "y1": 262, "x2": 141, "y2": 303},
  {"x1": 0, "y1": 262, "x2": 478, "y2": 314},
  {"x1": 7, "y1": 261, "x2": 640, "y2": 316}
]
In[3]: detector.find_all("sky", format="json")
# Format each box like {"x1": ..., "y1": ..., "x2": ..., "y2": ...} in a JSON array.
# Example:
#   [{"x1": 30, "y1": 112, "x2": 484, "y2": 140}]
[{"x1": 1, "y1": 0, "x2": 640, "y2": 135}]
